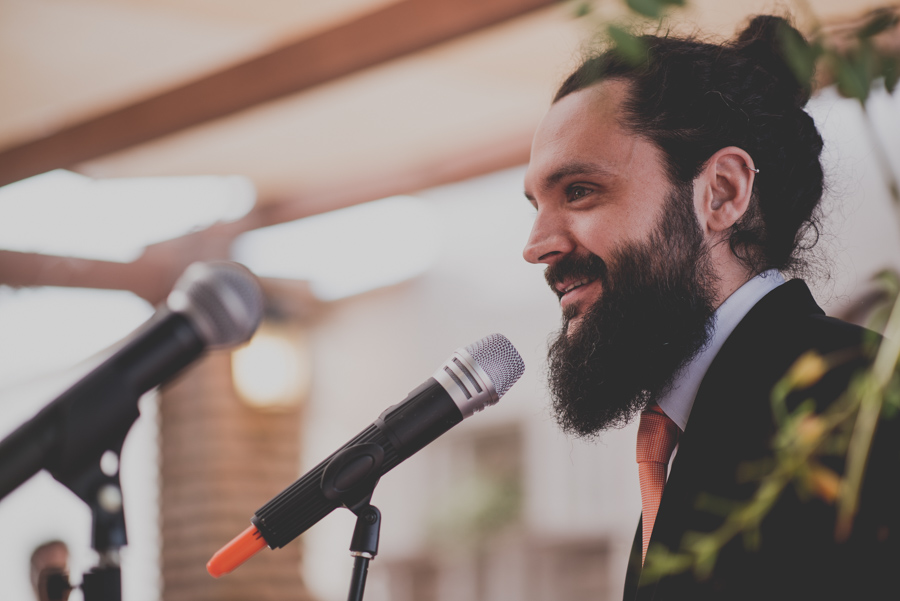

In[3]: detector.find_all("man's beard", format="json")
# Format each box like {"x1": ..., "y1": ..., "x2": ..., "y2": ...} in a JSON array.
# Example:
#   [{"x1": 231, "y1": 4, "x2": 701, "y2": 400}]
[{"x1": 545, "y1": 185, "x2": 718, "y2": 439}]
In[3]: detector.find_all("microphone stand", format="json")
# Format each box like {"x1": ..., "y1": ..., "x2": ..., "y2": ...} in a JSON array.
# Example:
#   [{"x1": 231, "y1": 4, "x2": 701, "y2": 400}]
[
  {"x1": 0, "y1": 311, "x2": 205, "y2": 601},
  {"x1": 318, "y1": 443, "x2": 385, "y2": 601},
  {"x1": 0, "y1": 374, "x2": 143, "y2": 601},
  {"x1": 40, "y1": 433, "x2": 129, "y2": 601},
  {"x1": 72, "y1": 445, "x2": 128, "y2": 601},
  {"x1": 346, "y1": 504, "x2": 381, "y2": 601}
]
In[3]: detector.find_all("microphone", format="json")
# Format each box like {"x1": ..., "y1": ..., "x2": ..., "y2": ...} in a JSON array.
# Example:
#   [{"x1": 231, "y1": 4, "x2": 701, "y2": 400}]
[
  {"x1": 207, "y1": 333, "x2": 524, "y2": 578},
  {"x1": 0, "y1": 261, "x2": 264, "y2": 501}
]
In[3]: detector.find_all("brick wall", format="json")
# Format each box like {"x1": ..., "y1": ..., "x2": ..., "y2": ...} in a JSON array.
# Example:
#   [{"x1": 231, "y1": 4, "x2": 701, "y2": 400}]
[{"x1": 159, "y1": 350, "x2": 314, "y2": 601}]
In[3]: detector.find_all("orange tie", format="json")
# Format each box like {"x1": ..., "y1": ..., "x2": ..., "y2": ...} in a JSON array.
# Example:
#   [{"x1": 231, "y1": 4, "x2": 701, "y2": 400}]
[{"x1": 636, "y1": 404, "x2": 680, "y2": 565}]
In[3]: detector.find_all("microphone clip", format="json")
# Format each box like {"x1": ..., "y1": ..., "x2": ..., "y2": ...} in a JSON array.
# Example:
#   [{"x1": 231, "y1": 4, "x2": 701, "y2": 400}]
[
  {"x1": 321, "y1": 444, "x2": 385, "y2": 601},
  {"x1": 320, "y1": 442, "x2": 385, "y2": 513}
]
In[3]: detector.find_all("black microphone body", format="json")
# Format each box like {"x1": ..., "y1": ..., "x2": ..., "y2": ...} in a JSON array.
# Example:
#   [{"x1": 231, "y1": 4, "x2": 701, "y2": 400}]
[
  {"x1": 252, "y1": 377, "x2": 463, "y2": 548},
  {"x1": 0, "y1": 261, "x2": 264, "y2": 501},
  {"x1": 0, "y1": 310, "x2": 205, "y2": 500},
  {"x1": 250, "y1": 333, "x2": 525, "y2": 549}
]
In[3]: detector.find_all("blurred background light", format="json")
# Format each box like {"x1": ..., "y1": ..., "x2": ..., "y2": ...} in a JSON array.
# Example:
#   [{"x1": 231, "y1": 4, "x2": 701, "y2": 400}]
[
  {"x1": 0, "y1": 169, "x2": 255, "y2": 262},
  {"x1": 231, "y1": 195, "x2": 440, "y2": 300},
  {"x1": 232, "y1": 321, "x2": 312, "y2": 410}
]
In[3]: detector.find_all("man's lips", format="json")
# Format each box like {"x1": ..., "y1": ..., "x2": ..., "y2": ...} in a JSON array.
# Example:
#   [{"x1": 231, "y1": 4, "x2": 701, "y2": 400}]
[
  {"x1": 544, "y1": 253, "x2": 609, "y2": 316},
  {"x1": 556, "y1": 277, "x2": 602, "y2": 312},
  {"x1": 556, "y1": 277, "x2": 595, "y2": 298}
]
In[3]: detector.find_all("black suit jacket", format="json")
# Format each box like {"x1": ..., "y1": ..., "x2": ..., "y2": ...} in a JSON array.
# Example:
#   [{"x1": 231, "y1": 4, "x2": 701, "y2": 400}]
[{"x1": 623, "y1": 280, "x2": 900, "y2": 600}]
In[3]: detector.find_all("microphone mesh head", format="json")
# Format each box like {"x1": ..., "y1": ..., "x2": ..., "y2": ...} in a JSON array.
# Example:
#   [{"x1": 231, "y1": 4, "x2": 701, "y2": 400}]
[
  {"x1": 168, "y1": 261, "x2": 265, "y2": 348},
  {"x1": 465, "y1": 334, "x2": 525, "y2": 399}
]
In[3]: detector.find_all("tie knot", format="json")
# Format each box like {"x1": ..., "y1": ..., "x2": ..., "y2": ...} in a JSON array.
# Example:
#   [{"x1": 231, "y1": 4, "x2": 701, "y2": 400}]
[{"x1": 636, "y1": 407, "x2": 680, "y2": 464}]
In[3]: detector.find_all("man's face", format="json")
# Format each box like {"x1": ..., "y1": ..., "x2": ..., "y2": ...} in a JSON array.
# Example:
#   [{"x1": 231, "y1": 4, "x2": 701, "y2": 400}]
[
  {"x1": 523, "y1": 80, "x2": 717, "y2": 437},
  {"x1": 523, "y1": 80, "x2": 677, "y2": 331}
]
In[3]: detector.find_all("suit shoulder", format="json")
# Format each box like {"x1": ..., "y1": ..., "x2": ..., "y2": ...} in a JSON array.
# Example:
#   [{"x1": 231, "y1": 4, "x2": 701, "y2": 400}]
[{"x1": 737, "y1": 280, "x2": 877, "y2": 356}]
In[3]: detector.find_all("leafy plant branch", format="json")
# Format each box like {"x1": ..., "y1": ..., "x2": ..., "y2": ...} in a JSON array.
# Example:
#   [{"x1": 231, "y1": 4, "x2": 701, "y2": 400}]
[{"x1": 569, "y1": 0, "x2": 900, "y2": 582}]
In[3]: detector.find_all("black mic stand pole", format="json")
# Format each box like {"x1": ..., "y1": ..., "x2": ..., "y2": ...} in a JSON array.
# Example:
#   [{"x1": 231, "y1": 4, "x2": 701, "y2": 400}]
[
  {"x1": 41, "y1": 433, "x2": 130, "y2": 601},
  {"x1": 76, "y1": 446, "x2": 128, "y2": 601},
  {"x1": 346, "y1": 504, "x2": 382, "y2": 601}
]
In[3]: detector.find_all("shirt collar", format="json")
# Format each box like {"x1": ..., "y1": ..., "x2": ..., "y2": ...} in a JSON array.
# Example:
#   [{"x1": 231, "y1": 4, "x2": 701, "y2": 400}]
[{"x1": 656, "y1": 270, "x2": 785, "y2": 431}]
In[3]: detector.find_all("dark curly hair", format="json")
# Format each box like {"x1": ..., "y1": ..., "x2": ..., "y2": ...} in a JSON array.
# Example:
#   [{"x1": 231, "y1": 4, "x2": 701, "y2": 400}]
[{"x1": 555, "y1": 15, "x2": 824, "y2": 275}]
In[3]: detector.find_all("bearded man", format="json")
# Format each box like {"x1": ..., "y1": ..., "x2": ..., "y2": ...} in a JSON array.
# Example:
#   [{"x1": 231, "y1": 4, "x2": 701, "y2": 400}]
[{"x1": 523, "y1": 15, "x2": 899, "y2": 600}]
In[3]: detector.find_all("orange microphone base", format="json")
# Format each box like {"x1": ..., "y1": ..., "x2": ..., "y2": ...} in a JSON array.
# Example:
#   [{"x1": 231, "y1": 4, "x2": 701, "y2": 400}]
[{"x1": 207, "y1": 525, "x2": 268, "y2": 578}]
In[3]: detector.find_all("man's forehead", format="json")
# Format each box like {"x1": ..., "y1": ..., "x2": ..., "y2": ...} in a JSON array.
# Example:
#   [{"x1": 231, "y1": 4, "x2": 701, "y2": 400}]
[
  {"x1": 524, "y1": 81, "x2": 635, "y2": 194},
  {"x1": 542, "y1": 80, "x2": 629, "y2": 133}
]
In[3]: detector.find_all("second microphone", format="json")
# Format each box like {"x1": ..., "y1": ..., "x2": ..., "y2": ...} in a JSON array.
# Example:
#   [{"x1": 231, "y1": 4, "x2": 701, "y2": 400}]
[{"x1": 208, "y1": 333, "x2": 525, "y2": 577}]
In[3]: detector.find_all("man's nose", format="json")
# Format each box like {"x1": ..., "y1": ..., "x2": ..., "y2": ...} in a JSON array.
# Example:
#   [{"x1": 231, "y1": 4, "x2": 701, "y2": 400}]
[{"x1": 523, "y1": 210, "x2": 574, "y2": 265}]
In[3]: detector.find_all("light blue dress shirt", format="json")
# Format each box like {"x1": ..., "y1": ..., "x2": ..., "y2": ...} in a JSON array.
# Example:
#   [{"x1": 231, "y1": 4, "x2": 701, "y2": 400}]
[{"x1": 656, "y1": 269, "x2": 786, "y2": 432}]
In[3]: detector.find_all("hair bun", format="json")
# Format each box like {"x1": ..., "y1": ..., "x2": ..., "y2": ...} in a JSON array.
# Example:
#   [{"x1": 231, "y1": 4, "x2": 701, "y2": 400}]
[{"x1": 735, "y1": 15, "x2": 813, "y2": 107}]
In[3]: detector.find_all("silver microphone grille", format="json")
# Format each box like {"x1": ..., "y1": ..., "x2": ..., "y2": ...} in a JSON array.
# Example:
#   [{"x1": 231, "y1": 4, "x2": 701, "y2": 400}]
[
  {"x1": 464, "y1": 333, "x2": 525, "y2": 399},
  {"x1": 167, "y1": 261, "x2": 265, "y2": 348}
]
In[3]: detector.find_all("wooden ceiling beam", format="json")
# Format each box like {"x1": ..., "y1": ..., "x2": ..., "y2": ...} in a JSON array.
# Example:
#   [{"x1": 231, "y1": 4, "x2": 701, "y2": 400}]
[
  {"x1": 254, "y1": 128, "x2": 533, "y2": 227},
  {"x1": 0, "y1": 0, "x2": 557, "y2": 188},
  {"x1": 0, "y1": 130, "x2": 531, "y2": 296},
  {"x1": 0, "y1": 219, "x2": 251, "y2": 305}
]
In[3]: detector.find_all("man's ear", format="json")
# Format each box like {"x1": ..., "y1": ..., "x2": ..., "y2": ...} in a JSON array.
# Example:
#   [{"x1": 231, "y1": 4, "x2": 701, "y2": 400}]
[{"x1": 693, "y1": 146, "x2": 756, "y2": 235}]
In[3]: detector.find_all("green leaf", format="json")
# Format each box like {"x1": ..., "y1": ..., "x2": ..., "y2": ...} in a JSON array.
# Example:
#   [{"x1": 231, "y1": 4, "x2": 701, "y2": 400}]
[
  {"x1": 873, "y1": 269, "x2": 900, "y2": 297},
  {"x1": 691, "y1": 539, "x2": 719, "y2": 580},
  {"x1": 625, "y1": 0, "x2": 665, "y2": 19},
  {"x1": 770, "y1": 376, "x2": 792, "y2": 422},
  {"x1": 607, "y1": 24, "x2": 649, "y2": 66},
  {"x1": 694, "y1": 493, "x2": 742, "y2": 517},
  {"x1": 883, "y1": 56, "x2": 899, "y2": 94},
  {"x1": 742, "y1": 525, "x2": 761, "y2": 551},
  {"x1": 882, "y1": 372, "x2": 900, "y2": 419},
  {"x1": 736, "y1": 457, "x2": 776, "y2": 483},
  {"x1": 624, "y1": 0, "x2": 685, "y2": 19},
  {"x1": 832, "y1": 52, "x2": 871, "y2": 103},
  {"x1": 858, "y1": 10, "x2": 899, "y2": 39},
  {"x1": 641, "y1": 547, "x2": 694, "y2": 582},
  {"x1": 778, "y1": 23, "x2": 821, "y2": 89}
]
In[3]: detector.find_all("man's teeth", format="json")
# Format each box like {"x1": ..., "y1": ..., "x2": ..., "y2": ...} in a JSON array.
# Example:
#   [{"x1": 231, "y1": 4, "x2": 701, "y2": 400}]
[{"x1": 562, "y1": 279, "x2": 592, "y2": 294}]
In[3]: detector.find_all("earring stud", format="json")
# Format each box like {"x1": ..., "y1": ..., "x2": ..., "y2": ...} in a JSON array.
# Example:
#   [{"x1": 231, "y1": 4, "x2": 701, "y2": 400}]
[{"x1": 744, "y1": 164, "x2": 760, "y2": 173}]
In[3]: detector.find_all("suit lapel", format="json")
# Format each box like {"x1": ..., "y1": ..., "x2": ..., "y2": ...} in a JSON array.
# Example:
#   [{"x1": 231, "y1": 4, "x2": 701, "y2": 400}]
[{"x1": 623, "y1": 520, "x2": 643, "y2": 599}]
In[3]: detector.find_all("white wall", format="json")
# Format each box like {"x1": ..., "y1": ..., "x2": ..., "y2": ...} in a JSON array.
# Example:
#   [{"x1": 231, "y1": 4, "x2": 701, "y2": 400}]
[{"x1": 808, "y1": 84, "x2": 900, "y2": 311}]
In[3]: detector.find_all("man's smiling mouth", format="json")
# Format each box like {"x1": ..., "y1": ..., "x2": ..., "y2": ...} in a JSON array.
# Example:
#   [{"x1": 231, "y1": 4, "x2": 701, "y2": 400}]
[
  {"x1": 557, "y1": 277, "x2": 598, "y2": 300},
  {"x1": 561, "y1": 278, "x2": 594, "y2": 296},
  {"x1": 544, "y1": 253, "x2": 609, "y2": 303}
]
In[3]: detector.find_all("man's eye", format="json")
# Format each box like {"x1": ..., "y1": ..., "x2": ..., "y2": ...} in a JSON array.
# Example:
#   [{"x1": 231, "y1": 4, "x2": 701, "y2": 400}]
[{"x1": 568, "y1": 186, "x2": 590, "y2": 201}]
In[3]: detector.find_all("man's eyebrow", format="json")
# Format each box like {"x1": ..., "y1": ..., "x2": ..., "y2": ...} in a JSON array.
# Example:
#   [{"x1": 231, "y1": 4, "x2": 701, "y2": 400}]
[
  {"x1": 543, "y1": 162, "x2": 613, "y2": 189},
  {"x1": 524, "y1": 162, "x2": 614, "y2": 203}
]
